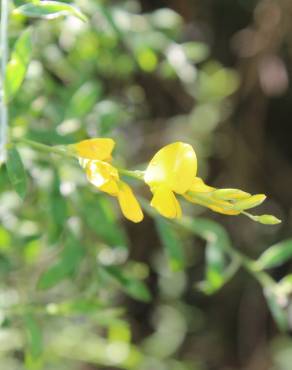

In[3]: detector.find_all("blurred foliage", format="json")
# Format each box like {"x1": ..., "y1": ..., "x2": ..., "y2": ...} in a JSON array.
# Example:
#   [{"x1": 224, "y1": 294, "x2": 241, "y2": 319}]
[{"x1": 1, "y1": 0, "x2": 292, "y2": 369}]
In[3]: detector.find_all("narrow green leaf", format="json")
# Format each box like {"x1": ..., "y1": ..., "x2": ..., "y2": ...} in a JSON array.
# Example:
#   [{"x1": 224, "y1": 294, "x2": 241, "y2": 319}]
[
  {"x1": 24, "y1": 313, "x2": 43, "y2": 359},
  {"x1": 5, "y1": 28, "x2": 32, "y2": 101},
  {"x1": 38, "y1": 235, "x2": 84, "y2": 289},
  {"x1": 13, "y1": 1, "x2": 88, "y2": 22},
  {"x1": 155, "y1": 217, "x2": 185, "y2": 271},
  {"x1": 6, "y1": 147, "x2": 27, "y2": 200},
  {"x1": 256, "y1": 239, "x2": 292, "y2": 270},
  {"x1": 101, "y1": 266, "x2": 152, "y2": 302},
  {"x1": 123, "y1": 278, "x2": 152, "y2": 302},
  {"x1": 48, "y1": 171, "x2": 67, "y2": 242},
  {"x1": 65, "y1": 82, "x2": 102, "y2": 120},
  {"x1": 205, "y1": 243, "x2": 226, "y2": 290}
]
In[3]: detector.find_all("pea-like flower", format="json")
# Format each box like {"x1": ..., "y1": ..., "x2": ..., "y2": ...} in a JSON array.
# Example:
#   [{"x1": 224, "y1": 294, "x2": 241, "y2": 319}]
[
  {"x1": 145, "y1": 141, "x2": 281, "y2": 224},
  {"x1": 71, "y1": 138, "x2": 143, "y2": 223},
  {"x1": 144, "y1": 142, "x2": 197, "y2": 218},
  {"x1": 68, "y1": 138, "x2": 280, "y2": 225}
]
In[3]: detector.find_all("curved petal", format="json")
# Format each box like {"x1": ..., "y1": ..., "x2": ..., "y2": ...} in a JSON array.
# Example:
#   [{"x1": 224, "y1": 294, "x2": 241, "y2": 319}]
[
  {"x1": 145, "y1": 142, "x2": 197, "y2": 194},
  {"x1": 190, "y1": 177, "x2": 215, "y2": 193},
  {"x1": 99, "y1": 179, "x2": 120, "y2": 195},
  {"x1": 86, "y1": 160, "x2": 119, "y2": 195},
  {"x1": 207, "y1": 203, "x2": 240, "y2": 215},
  {"x1": 150, "y1": 185, "x2": 182, "y2": 219},
  {"x1": 117, "y1": 182, "x2": 143, "y2": 223},
  {"x1": 74, "y1": 138, "x2": 115, "y2": 160}
]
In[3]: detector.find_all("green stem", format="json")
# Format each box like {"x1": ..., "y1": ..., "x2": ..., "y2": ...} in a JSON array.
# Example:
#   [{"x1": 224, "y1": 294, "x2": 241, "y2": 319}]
[
  {"x1": 0, "y1": 0, "x2": 9, "y2": 164},
  {"x1": 118, "y1": 168, "x2": 145, "y2": 180},
  {"x1": 227, "y1": 246, "x2": 275, "y2": 287},
  {"x1": 14, "y1": 137, "x2": 145, "y2": 181},
  {"x1": 14, "y1": 138, "x2": 74, "y2": 157}
]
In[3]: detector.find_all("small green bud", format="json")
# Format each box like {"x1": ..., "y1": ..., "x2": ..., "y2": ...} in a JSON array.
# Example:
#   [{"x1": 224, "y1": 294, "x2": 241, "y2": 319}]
[
  {"x1": 252, "y1": 214, "x2": 282, "y2": 225},
  {"x1": 233, "y1": 194, "x2": 266, "y2": 211}
]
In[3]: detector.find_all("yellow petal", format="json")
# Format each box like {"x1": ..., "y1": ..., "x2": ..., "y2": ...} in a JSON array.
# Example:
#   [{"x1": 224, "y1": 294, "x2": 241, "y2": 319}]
[
  {"x1": 117, "y1": 182, "x2": 143, "y2": 223},
  {"x1": 99, "y1": 179, "x2": 120, "y2": 195},
  {"x1": 207, "y1": 202, "x2": 240, "y2": 215},
  {"x1": 190, "y1": 177, "x2": 215, "y2": 193},
  {"x1": 73, "y1": 138, "x2": 115, "y2": 160},
  {"x1": 85, "y1": 160, "x2": 119, "y2": 195},
  {"x1": 145, "y1": 142, "x2": 197, "y2": 194},
  {"x1": 150, "y1": 186, "x2": 182, "y2": 219}
]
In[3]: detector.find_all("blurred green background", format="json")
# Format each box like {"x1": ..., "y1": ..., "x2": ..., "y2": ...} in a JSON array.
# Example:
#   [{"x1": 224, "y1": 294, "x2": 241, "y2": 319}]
[{"x1": 1, "y1": 0, "x2": 292, "y2": 369}]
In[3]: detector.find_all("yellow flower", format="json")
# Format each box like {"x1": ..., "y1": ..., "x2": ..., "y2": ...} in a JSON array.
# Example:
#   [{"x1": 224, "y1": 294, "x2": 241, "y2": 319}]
[
  {"x1": 73, "y1": 139, "x2": 143, "y2": 223},
  {"x1": 69, "y1": 139, "x2": 280, "y2": 225},
  {"x1": 144, "y1": 142, "x2": 197, "y2": 218},
  {"x1": 145, "y1": 141, "x2": 277, "y2": 223}
]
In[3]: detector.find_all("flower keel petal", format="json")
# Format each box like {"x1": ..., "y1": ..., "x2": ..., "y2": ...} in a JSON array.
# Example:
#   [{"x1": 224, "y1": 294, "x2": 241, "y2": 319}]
[
  {"x1": 118, "y1": 182, "x2": 143, "y2": 223},
  {"x1": 151, "y1": 186, "x2": 182, "y2": 219}
]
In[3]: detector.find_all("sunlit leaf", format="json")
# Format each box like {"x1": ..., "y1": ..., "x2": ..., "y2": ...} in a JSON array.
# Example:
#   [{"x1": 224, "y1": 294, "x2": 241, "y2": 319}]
[
  {"x1": 6, "y1": 147, "x2": 27, "y2": 200},
  {"x1": 5, "y1": 28, "x2": 32, "y2": 102},
  {"x1": 13, "y1": 1, "x2": 87, "y2": 22}
]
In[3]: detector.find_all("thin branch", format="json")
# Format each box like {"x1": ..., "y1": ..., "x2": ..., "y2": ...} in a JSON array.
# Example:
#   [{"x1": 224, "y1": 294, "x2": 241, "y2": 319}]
[{"x1": 0, "y1": 0, "x2": 8, "y2": 164}]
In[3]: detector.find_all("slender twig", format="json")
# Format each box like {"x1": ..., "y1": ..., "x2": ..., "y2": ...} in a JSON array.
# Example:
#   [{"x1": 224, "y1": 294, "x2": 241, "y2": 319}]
[
  {"x1": 14, "y1": 137, "x2": 73, "y2": 157},
  {"x1": 0, "y1": 0, "x2": 8, "y2": 164},
  {"x1": 118, "y1": 168, "x2": 145, "y2": 180},
  {"x1": 14, "y1": 137, "x2": 145, "y2": 181}
]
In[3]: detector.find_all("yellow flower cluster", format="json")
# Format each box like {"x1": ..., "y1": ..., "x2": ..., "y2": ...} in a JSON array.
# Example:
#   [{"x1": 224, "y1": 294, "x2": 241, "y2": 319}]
[
  {"x1": 71, "y1": 139, "x2": 143, "y2": 223},
  {"x1": 69, "y1": 139, "x2": 281, "y2": 225}
]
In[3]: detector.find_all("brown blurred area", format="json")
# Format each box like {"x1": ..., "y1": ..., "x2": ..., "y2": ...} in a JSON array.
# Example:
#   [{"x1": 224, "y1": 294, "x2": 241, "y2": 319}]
[{"x1": 125, "y1": 1, "x2": 292, "y2": 370}]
